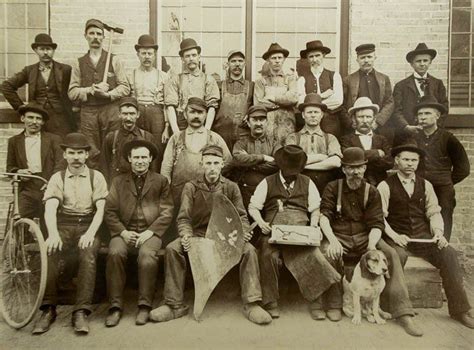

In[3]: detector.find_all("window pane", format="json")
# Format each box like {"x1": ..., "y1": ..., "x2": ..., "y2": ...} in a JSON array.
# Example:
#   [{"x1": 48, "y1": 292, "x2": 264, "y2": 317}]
[
  {"x1": 6, "y1": 3, "x2": 26, "y2": 28},
  {"x1": 451, "y1": 34, "x2": 470, "y2": 57},
  {"x1": 450, "y1": 59, "x2": 470, "y2": 82},
  {"x1": 452, "y1": 8, "x2": 471, "y2": 32},
  {"x1": 453, "y1": 0, "x2": 471, "y2": 7},
  {"x1": 27, "y1": 3, "x2": 46, "y2": 28},
  {"x1": 450, "y1": 84, "x2": 470, "y2": 107},
  {"x1": 7, "y1": 29, "x2": 29, "y2": 53}
]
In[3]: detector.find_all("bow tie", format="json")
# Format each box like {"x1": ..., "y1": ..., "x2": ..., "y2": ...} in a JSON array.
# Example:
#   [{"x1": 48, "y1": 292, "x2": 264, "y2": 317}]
[
  {"x1": 414, "y1": 77, "x2": 428, "y2": 91},
  {"x1": 187, "y1": 129, "x2": 205, "y2": 135},
  {"x1": 39, "y1": 64, "x2": 52, "y2": 72}
]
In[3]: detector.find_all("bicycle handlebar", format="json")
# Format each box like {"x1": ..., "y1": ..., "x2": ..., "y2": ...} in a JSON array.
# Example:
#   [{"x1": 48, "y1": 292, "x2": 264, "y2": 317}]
[{"x1": 0, "y1": 172, "x2": 48, "y2": 184}]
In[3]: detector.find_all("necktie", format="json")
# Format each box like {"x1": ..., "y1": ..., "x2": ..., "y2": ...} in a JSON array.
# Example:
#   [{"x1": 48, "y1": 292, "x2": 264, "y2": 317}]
[
  {"x1": 284, "y1": 181, "x2": 292, "y2": 196},
  {"x1": 415, "y1": 77, "x2": 428, "y2": 93}
]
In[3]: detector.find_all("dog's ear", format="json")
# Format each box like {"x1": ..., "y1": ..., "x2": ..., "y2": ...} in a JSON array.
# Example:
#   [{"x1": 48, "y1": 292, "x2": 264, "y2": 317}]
[
  {"x1": 359, "y1": 252, "x2": 371, "y2": 280},
  {"x1": 381, "y1": 252, "x2": 390, "y2": 279}
]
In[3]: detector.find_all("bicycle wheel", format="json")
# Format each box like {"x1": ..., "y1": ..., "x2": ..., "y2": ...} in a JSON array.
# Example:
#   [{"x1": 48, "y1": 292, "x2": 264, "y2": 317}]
[{"x1": 0, "y1": 218, "x2": 47, "y2": 329}]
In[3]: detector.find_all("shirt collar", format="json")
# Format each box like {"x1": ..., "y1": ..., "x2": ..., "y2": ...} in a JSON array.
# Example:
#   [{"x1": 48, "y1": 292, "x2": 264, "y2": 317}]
[
  {"x1": 311, "y1": 66, "x2": 324, "y2": 76},
  {"x1": 39, "y1": 62, "x2": 53, "y2": 71},
  {"x1": 301, "y1": 125, "x2": 323, "y2": 136},
  {"x1": 279, "y1": 171, "x2": 295, "y2": 188},
  {"x1": 268, "y1": 69, "x2": 285, "y2": 77},
  {"x1": 413, "y1": 72, "x2": 428, "y2": 79},
  {"x1": 121, "y1": 125, "x2": 141, "y2": 136},
  {"x1": 132, "y1": 170, "x2": 148, "y2": 180},
  {"x1": 227, "y1": 75, "x2": 245, "y2": 84},
  {"x1": 397, "y1": 172, "x2": 416, "y2": 184},
  {"x1": 197, "y1": 175, "x2": 224, "y2": 188},
  {"x1": 138, "y1": 65, "x2": 156, "y2": 73},
  {"x1": 355, "y1": 130, "x2": 373, "y2": 136},
  {"x1": 24, "y1": 131, "x2": 41, "y2": 139},
  {"x1": 359, "y1": 68, "x2": 375, "y2": 76},
  {"x1": 66, "y1": 165, "x2": 89, "y2": 178},
  {"x1": 183, "y1": 67, "x2": 202, "y2": 77},
  {"x1": 186, "y1": 126, "x2": 206, "y2": 135}
]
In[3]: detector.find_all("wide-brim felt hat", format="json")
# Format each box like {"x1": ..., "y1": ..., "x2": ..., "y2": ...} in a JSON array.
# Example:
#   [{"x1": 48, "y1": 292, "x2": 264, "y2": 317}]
[
  {"x1": 406, "y1": 43, "x2": 437, "y2": 62},
  {"x1": 341, "y1": 147, "x2": 367, "y2": 166},
  {"x1": 60, "y1": 133, "x2": 91, "y2": 150},
  {"x1": 413, "y1": 95, "x2": 446, "y2": 115},
  {"x1": 348, "y1": 97, "x2": 380, "y2": 115},
  {"x1": 179, "y1": 38, "x2": 201, "y2": 57},
  {"x1": 122, "y1": 139, "x2": 158, "y2": 161},
  {"x1": 298, "y1": 93, "x2": 327, "y2": 112},
  {"x1": 300, "y1": 40, "x2": 331, "y2": 58},
  {"x1": 391, "y1": 143, "x2": 425, "y2": 158},
  {"x1": 31, "y1": 33, "x2": 57, "y2": 50},
  {"x1": 262, "y1": 43, "x2": 289, "y2": 60},
  {"x1": 274, "y1": 145, "x2": 307, "y2": 176},
  {"x1": 18, "y1": 103, "x2": 49, "y2": 121},
  {"x1": 135, "y1": 34, "x2": 158, "y2": 51}
]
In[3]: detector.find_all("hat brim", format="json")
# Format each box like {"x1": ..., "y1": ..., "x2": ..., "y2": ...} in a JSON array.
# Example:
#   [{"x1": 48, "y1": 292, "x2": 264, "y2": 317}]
[
  {"x1": 135, "y1": 44, "x2": 158, "y2": 51},
  {"x1": 341, "y1": 159, "x2": 368, "y2": 166},
  {"x1": 391, "y1": 145, "x2": 425, "y2": 158},
  {"x1": 228, "y1": 51, "x2": 245, "y2": 60},
  {"x1": 262, "y1": 48, "x2": 290, "y2": 60},
  {"x1": 298, "y1": 102, "x2": 328, "y2": 112},
  {"x1": 300, "y1": 47, "x2": 331, "y2": 59},
  {"x1": 274, "y1": 147, "x2": 307, "y2": 176},
  {"x1": 406, "y1": 49, "x2": 437, "y2": 62},
  {"x1": 413, "y1": 102, "x2": 446, "y2": 115},
  {"x1": 179, "y1": 45, "x2": 201, "y2": 57},
  {"x1": 18, "y1": 105, "x2": 49, "y2": 121},
  {"x1": 348, "y1": 104, "x2": 380, "y2": 115},
  {"x1": 122, "y1": 139, "x2": 158, "y2": 161},
  {"x1": 31, "y1": 43, "x2": 57, "y2": 50},
  {"x1": 60, "y1": 144, "x2": 91, "y2": 151}
]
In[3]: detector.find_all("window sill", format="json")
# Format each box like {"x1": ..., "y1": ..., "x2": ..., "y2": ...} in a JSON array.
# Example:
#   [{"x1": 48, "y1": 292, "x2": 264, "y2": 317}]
[{"x1": 444, "y1": 114, "x2": 474, "y2": 128}]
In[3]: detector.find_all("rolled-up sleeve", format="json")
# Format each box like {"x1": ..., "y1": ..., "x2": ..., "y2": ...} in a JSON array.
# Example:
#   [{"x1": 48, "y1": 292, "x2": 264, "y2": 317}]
[
  {"x1": 248, "y1": 178, "x2": 268, "y2": 211},
  {"x1": 92, "y1": 171, "x2": 109, "y2": 203},
  {"x1": 164, "y1": 73, "x2": 179, "y2": 108},
  {"x1": 108, "y1": 56, "x2": 130, "y2": 101},
  {"x1": 43, "y1": 172, "x2": 64, "y2": 204},
  {"x1": 307, "y1": 180, "x2": 321, "y2": 213},
  {"x1": 323, "y1": 72, "x2": 343, "y2": 110},
  {"x1": 376, "y1": 181, "x2": 391, "y2": 218},
  {"x1": 205, "y1": 75, "x2": 220, "y2": 109},
  {"x1": 424, "y1": 180, "x2": 444, "y2": 232},
  {"x1": 327, "y1": 134, "x2": 342, "y2": 158}
]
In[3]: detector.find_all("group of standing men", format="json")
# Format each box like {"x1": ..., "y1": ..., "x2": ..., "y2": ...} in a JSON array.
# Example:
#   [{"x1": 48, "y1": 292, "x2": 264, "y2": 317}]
[{"x1": 1, "y1": 17, "x2": 472, "y2": 337}]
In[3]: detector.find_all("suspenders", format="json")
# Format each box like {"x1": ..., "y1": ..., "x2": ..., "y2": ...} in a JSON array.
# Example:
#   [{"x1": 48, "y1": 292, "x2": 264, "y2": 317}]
[{"x1": 336, "y1": 179, "x2": 370, "y2": 215}]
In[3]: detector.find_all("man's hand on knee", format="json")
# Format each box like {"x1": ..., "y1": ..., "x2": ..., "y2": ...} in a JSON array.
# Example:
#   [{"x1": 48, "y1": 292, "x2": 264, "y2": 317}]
[
  {"x1": 78, "y1": 231, "x2": 96, "y2": 249},
  {"x1": 46, "y1": 234, "x2": 63, "y2": 255},
  {"x1": 135, "y1": 230, "x2": 154, "y2": 248},
  {"x1": 120, "y1": 230, "x2": 138, "y2": 246},
  {"x1": 181, "y1": 234, "x2": 192, "y2": 252}
]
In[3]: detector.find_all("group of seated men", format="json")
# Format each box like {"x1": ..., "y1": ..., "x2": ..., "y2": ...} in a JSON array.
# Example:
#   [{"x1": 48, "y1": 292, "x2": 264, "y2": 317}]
[{"x1": 1, "y1": 18, "x2": 472, "y2": 337}]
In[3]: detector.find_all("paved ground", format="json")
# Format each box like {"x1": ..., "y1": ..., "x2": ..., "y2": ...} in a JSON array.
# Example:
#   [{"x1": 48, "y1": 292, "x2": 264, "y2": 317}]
[{"x1": 1, "y1": 271, "x2": 473, "y2": 350}]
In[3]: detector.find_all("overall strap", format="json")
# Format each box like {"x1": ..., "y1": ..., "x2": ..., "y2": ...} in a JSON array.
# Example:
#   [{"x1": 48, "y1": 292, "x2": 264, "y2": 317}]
[
  {"x1": 112, "y1": 130, "x2": 119, "y2": 156},
  {"x1": 363, "y1": 182, "x2": 370, "y2": 209}
]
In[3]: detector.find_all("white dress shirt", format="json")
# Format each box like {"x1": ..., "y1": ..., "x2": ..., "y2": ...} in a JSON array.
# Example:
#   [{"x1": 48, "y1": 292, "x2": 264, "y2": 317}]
[
  {"x1": 355, "y1": 130, "x2": 373, "y2": 151},
  {"x1": 25, "y1": 133, "x2": 42, "y2": 173},
  {"x1": 297, "y1": 66, "x2": 343, "y2": 110}
]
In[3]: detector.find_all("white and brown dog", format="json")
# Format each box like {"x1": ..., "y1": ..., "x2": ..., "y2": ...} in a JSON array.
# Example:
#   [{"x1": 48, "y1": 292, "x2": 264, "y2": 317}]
[{"x1": 343, "y1": 250, "x2": 392, "y2": 325}]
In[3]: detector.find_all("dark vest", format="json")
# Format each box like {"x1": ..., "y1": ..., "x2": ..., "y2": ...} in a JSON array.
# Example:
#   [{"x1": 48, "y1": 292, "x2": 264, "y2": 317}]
[
  {"x1": 78, "y1": 50, "x2": 117, "y2": 106},
  {"x1": 304, "y1": 68, "x2": 334, "y2": 95},
  {"x1": 35, "y1": 69, "x2": 62, "y2": 111},
  {"x1": 263, "y1": 173, "x2": 310, "y2": 224},
  {"x1": 385, "y1": 174, "x2": 431, "y2": 239}
]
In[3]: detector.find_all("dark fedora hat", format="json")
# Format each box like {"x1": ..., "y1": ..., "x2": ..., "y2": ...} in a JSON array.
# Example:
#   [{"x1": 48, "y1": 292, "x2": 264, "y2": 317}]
[
  {"x1": 179, "y1": 38, "x2": 201, "y2": 57},
  {"x1": 298, "y1": 93, "x2": 327, "y2": 112},
  {"x1": 18, "y1": 103, "x2": 49, "y2": 121},
  {"x1": 406, "y1": 43, "x2": 437, "y2": 63},
  {"x1": 413, "y1": 95, "x2": 446, "y2": 115},
  {"x1": 186, "y1": 97, "x2": 207, "y2": 112},
  {"x1": 274, "y1": 145, "x2": 307, "y2": 176},
  {"x1": 262, "y1": 42, "x2": 289, "y2": 60},
  {"x1": 341, "y1": 147, "x2": 367, "y2": 167},
  {"x1": 31, "y1": 33, "x2": 57, "y2": 50},
  {"x1": 122, "y1": 139, "x2": 158, "y2": 161},
  {"x1": 299, "y1": 40, "x2": 331, "y2": 58},
  {"x1": 60, "y1": 133, "x2": 91, "y2": 151},
  {"x1": 135, "y1": 34, "x2": 158, "y2": 51},
  {"x1": 391, "y1": 143, "x2": 425, "y2": 158}
]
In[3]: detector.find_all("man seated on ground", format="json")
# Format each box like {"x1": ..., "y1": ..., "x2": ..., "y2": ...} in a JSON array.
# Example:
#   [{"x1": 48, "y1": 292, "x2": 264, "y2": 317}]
[
  {"x1": 150, "y1": 144, "x2": 272, "y2": 325},
  {"x1": 285, "y1": 93, "x2": 342, "y2": 194},
  {"x1": 104, "y1": 139, "x2": 174, "y2": 327},
  {"x1": 32, "y1": 133, "x2": 108, "y2": 335},
  {"x1": 318, "y1": 147, "x2": 422, "y2": 336},
  {"x1": 377, "y1": 143, "x2": 474, "y2": 329},
  {"x1": 340, "y1": 97, "x2": 393, "y2": 185},
  {"x1": 248, "y1": 145, "x2": 341, "y2": 320}
]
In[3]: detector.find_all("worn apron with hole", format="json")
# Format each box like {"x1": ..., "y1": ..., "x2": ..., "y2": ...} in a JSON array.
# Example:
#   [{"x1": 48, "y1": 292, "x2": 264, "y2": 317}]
[
  {"x1": 264, "y1": 83, "x2": 296, "y2": 146},
  {"x1": 212, "y1": 80, "x2": 250, "y2": 151}
]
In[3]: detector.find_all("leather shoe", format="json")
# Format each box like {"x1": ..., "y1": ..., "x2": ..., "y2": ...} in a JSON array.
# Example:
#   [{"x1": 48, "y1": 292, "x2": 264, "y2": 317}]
[
  {"x1": 327, "y1": 309, "x2": 342, "y2": 322},
  {"x1": 136, "y1": 306, "x2": 150, "y2": 326},
  {"x1": 310, "y1": 309, "x2": 326, "y2": 321},
  {"x1": 105, "y1": 308, "x2": 121, "y2": 327},
  {"x1": 32, "y1": 307, "x2": 57, "y2": 335},
  {"x1": 398, "y1": 315, "x2": 423, "y2": 337},
  {"x1": 452, "y1": 312, "x2": 474, "y2": 329},
  {"x1": 72, "y1": 310, "x2": 90, "y2": 334},
  {"x1": 263, "y1": 302, "x2": 280, "y2": 319},
  {"x1": 149, "y1": 304, "x2": 189, "y2": 322},
  {"x1": 243, "y1": 303, "x2": 272, "y2": 325}
]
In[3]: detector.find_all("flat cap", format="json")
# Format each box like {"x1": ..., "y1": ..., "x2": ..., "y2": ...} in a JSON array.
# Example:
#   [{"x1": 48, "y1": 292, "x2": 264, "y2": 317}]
[
  {"x1": 202, "y1": 144, "x2": 223, "y2": 158},
  {"x1": 227, "y1": 49, "x2": 245, "y2": 61},
  {"x1": 187, "y1": 97, "x2": 207, "y2": 112},
  {"x1": 355, "y1": 43, "x2": 375, "y2": 55},
  {"x1": 119, "y1": 96, "x2": 138, "y2": 109},
  {"x1": 85, "y1": 18, "x2": 104, "y2": 32},
  {"x1": 247, "y1": 105, "x2": 267, "y2": 118}
]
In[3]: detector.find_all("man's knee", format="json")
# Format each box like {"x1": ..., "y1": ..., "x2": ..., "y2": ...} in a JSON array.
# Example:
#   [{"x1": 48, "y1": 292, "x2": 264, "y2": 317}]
[
  {"x1": 165, "y1": 238, "x2": 184, "y2": 258},
  {"x1": 108, "y1": 238, "x2": 128, "y2": 262},
  {"x1": 138, "y1": 246, "x2": 160, "y2": 268}
]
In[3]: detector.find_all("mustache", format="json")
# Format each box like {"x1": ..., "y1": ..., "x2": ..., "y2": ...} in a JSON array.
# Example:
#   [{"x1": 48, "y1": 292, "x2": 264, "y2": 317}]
[{"x1": 92, "y1": 39, "x2": 100, "y2": 44}]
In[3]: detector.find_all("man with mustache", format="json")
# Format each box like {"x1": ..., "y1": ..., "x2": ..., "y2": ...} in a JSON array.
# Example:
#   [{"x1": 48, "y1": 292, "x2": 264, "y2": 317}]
[
  {"x1": 212, "y1": 50, "x2": 253, "y2": 150},
  {"x1": 254, "y1": 43, "x2": 298, "y2": 145},
  {"x1": 341, "y1": 44, "x2": 394, "y2": 140},
  {"x1": 130, "y1": 35, "x2": 168, "y2": 154},
  {"x1": 297, "y1": 40, "x2": 343, "y2": 138},
  {"x1": 1, "y1": 33, "x2": 74, "y2": 138},
  {"x1": 68, "y1": 19, "x2": 130, "y2": 168},
  {"x1": 100, "y1": 97, "x2": 156, "y2": 183},
  {"x1": 377, "y1": 144, "x2": 473, "y2": 329},
  {"x1": 33, "y1": 133, "x2": 108, "y2": 335},
  {"x1": 318, "y1": 147, "x2": 422, "y2": 336},
  {"x1": 164, "y1": 38, "x2": 220, "y2": 133},
  {"x1": 413, "y1": 96, "x2": 470, "y2": 241},
  {"x1": 151, "y1": 144, "x2": 272, "y2": 325},
  {"x1": 340, "y1": 97, "x2": 393, "y2": 185}
]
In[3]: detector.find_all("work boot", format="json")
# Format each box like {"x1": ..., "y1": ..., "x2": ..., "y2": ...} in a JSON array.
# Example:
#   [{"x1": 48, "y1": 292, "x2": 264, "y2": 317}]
[
  {"x1": 105, "y1": 308, "x2": 121, "y2": 327},
  {"x1": 135, "y1": 306, "x2": 151, "y2": 326},
  {"x1": 32, "y1": 306, "x2": 57, "y2": 335},
  {"x1": 72, "y1": 310, "x2": 90, "y2": 334},
  {"x1": 451, "y1": 311, "x2": 474, "y2": 329},
  {"x1": 243, "y1": 303, "x2": 272, "y2": 325},
  {"x1": 326, "y1": 309, "x2": 342, "y2": 322},
  {"x1": 263, "y1": 302, "x2": 280, "y2": 319},
  {"x1": 309, "y1": 298, "x2": 325, "y2": 320},
  {"x1": 149, "y1": 304, "x2": 189, "y2": 322},
  {"x1": 398, "y1": 315, "x2": 423, "y2": 337}
]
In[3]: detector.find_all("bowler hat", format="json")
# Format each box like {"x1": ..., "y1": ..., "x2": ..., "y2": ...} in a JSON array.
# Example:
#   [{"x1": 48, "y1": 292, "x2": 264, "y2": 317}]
[
  {"x1": 119, "y1": 96, "x2": 139, "y2": 110},
  {"x1": 227, "y1": 49, "x2": 245, "y2": 61},
  {"x1": 391, "y1": 143, "x2": 425, "y2": 158},
  {"x1": 122, "y1": 139, "x2": 158, "y2": 161},
  {"x1": 299, "y1": 40, "x2": 331, "y2": 58},
  {"x1": 202, "y1": 144, "x2": 224, "y2": 158},
  {"x1": 247, "y1": 105, "x2": 267, "y2": 119},
  {"x1": 179, "y1": 38, "x2": 201, "y2": 57},
  {"x1": 186, "y1": 97, "x2": 207, "y2": 112},
  {"x1": 31, "y1": 33, "x2": 57, "y2": 50},
  {"x1": 355, "y1": 43, "x2": 375, "y2": 56},
  {"x1": 135, "y1": 34, "x2": 158, "y2": 51},
  {"x1": 60, "y1": 133, "x2": 91, "y2": 151},
  {"x1": 406, "y1": 43, "x2": 437, "y2": 63},
  {"x1": 341, "y1": 147, "x2": 367, "y2": 166},
  {"x1": 262, "y1": 43, "x2": 289, "y2": 60},
  {"x1": 274, "y1": 145, "x2": 307, "y2": 176},
  {"x1": 298, "y1": 93, "x2": 327, "y2": 112},
  {"x1": 348, "y1": 97, "x2": 380, "y2": 115},
  {"x1": 413, "y1": 95, "x2": 446, "y2": 115},
  {"x1": 18, "y1": 103, "x2": 49, "y2": 121},
  {"x1": 85, "y1": 18, "x2": 104, "y2": 32}
]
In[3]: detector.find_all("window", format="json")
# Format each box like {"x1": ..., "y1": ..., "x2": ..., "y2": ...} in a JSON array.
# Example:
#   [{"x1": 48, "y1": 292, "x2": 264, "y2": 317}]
[
  {"x1": 449, "y1": 0, "x2": 474, "y2": 114},
  {"x1": 0, "y1": 0, "x2": 49, "y2": 108}
]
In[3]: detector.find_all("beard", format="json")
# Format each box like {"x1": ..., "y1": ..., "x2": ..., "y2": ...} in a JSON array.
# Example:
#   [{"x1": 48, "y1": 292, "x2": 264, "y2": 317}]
[{"x1": 346, "y1": 176, "x2": 363, "y2": 190}]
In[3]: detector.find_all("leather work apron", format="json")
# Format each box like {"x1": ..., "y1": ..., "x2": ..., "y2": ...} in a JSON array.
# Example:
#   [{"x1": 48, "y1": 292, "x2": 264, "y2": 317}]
[{"x1": 212, "y1": 80, "x2": 250, "y2": 151}]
